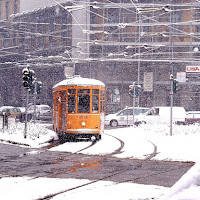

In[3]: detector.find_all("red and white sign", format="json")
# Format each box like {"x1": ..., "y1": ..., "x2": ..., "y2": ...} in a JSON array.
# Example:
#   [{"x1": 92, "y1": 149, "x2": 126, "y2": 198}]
[{"x1": 186, "y1": 66, "x2": 200, "y2": 73}]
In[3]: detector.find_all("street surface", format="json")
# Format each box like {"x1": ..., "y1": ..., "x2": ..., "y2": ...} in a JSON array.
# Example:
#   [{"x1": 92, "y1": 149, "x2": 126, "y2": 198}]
[{"x1": 0, "y1": 143, "x2": 194, "y2": 187}]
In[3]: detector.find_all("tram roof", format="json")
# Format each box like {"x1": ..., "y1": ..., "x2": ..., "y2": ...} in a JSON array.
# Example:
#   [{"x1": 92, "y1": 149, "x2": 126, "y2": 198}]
[{"x1": 53, "y1": 75, "x2": 105, "y2": 88}]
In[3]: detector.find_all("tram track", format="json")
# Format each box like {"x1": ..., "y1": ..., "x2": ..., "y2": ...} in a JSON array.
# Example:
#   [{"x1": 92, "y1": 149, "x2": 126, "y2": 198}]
[
  {"x1": 35, "y1": 133, "x2": 167, "y2": 200},
  {"x1": 38, "y1": 162, "x2": 190, "y2": 200},
  {"x1": 103, "y1": 133, "x2": 125, "y2": 156},
  {"x1": 75, "y1": 140, "x2": 97, "y2": 153},
  {"x1": 0, "y1": 129, "x2": 157, "y2": 168},
  {"x1": 72, "y1": 133, "x2": 125, "y2": 155},
  {"x1": 0, "y1": 131, "x2": 193, "y2": 200},
  {"x1": 37, "y1": 160, "x2": 192, "y2": 200}
]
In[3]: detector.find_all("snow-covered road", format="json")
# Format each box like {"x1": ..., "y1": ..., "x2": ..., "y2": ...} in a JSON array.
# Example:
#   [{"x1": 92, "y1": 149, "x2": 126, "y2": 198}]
[{"x1": 0, "y1": 123, "x2": 200, "y2": 199}]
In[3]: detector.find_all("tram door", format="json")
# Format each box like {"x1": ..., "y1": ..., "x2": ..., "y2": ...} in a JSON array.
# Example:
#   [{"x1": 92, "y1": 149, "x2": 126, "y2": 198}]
[{"x1": 60, "y1": 91, "x2": 66, "y2": 131}]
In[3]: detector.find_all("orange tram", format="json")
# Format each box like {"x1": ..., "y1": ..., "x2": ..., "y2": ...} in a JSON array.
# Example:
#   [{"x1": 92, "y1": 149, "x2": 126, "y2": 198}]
[{"x1": 53, "y1": 75, "x2": 105, "y2": 141}]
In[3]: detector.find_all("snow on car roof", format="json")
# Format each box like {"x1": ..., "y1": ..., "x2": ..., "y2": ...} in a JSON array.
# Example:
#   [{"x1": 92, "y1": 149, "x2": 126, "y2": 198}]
[
  {"x1": 53, "y1": 75, "x2": 105, "y2": 88},
  {"x1": 186, "y1": 111, "x2": 200, "y2": 114},
  {"x1": 0, "y1": 106, "x2": 14, "y2": 112}
]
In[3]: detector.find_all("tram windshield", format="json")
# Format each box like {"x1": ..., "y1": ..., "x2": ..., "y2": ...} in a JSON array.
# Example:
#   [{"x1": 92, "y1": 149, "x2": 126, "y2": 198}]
[
  {"x1": 78, "y1": 89, "x2": 90, "y2": 113},
  {"x1": 67, "y1": 88, "x2": 103, "y2": 114}
]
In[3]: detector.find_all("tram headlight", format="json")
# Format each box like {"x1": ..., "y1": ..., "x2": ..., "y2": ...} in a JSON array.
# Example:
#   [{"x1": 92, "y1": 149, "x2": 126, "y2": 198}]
[{"x1": 81, "y1": 121, "x2": 86, "y2": 127}]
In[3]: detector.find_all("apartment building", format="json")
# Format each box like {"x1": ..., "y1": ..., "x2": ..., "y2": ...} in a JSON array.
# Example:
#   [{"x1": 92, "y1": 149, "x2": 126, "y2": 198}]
[{"x1": 76, "y1": 0, "x2": 200, "y2": 112}]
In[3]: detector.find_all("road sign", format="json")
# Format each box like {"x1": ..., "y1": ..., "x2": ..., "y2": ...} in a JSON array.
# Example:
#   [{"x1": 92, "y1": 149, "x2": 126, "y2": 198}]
[
  {"x1": 143, "y1": 72, "x2": 153, "y2": 92},
  {"x1": 177, "y1": 72, "x2": 186, "y2": 83}
]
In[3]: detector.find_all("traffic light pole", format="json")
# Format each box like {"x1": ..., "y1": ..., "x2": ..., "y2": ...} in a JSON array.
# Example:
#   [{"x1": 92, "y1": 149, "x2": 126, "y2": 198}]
[
  {"x1": 22, "y1": 67, "x2": 42, "y2": 137},
  {"x1": 170, "y1": 74, "x2": 174, "y2": 136},
  {"x1": 33, "y1": 81, "x2": 37, "y2": 124},
  {"x1": 132, "y1": 83, "x2": 135, "y2": 126},
  {"x1": 24, "y1": 88, "x2": 29, "y2": 138},
  {"x1": 129, "y1": 82, "x2": 142, "y2": 126}
]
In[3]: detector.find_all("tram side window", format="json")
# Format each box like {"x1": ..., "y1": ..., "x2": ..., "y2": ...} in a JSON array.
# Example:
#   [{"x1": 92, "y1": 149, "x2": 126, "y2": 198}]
[
  {"x1": 54, "y1": 92, "x2": 59, "y2": 111},
  {"x1": 68, "y1": 89, "x2": 75, "y2": 94},
  {"x1": 78, "y1": 89, "x2": 90, "y2": 113},
  {"x1": 68, "y1": 89, "x2": 76, "y2": 113},
  {"x1": 100, "y1": 90, "x2": 105, "y2": 113},
  {"x1": 92, "y1": 89, "x2": 99, "y2": 113},
  {"x1": 68, "y1": 95, "x2": 75, "y2": 113}
]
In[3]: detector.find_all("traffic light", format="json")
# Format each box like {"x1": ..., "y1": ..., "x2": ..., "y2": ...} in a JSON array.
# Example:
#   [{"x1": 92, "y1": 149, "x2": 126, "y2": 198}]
[
  {"x1": 135, "y1": 85, "x2": 142, "y2": 97},
  {"x1": 22, "y1": 68, "x2": 30, "y2": 88},
  {"x1": 129, "y1": 85, "x2": 134, "y2": 96},
  {"x1": 29, "y1": 80, "x2": 42, "y2": 94},
  {"x1": 22, "y1": 68, "x2": 35, "y2": 89},
  {"x1": 173, "y1": 79, "x2": 178, "y2": 93},
  {"x1": 29, "y1": 69, "x2": 35, "y2": 89},
  {"x1": 37, "y1": 81, "x2": 42, "y2": 94}
]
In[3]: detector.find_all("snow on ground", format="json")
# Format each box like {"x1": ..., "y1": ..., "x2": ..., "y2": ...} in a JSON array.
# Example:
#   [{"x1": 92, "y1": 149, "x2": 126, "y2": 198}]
[
  {"x1": 51, "y1": 124, "x2": 200, "y2": 163},
  {"x1": 0, "y1": 122, "x2": 58, "y2": 148},
  {"x1": 0, "y1": 122, "x2": 200, "y2": 199},
  {"x1": 0, "y1": 176, "x2": 167, "y2": 200}
]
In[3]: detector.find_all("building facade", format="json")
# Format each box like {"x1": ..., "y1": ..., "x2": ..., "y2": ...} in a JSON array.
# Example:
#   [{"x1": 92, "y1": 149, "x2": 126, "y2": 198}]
[
  {"x1": 0, "y1": 0, "x2": 19, "y2": 20},
  {"x1": 1, "y1": 0, "x2": 200, "y2": 112}
]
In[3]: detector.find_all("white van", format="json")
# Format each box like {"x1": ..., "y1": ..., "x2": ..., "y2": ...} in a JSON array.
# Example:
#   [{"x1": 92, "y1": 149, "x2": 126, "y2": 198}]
[{"x1": 136, "y1": 106, "x2": 186, "y2": 125}]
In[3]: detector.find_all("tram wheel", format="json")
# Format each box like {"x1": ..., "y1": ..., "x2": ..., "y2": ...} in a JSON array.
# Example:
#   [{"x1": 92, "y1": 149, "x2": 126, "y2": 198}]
[
  {"x1": 58, "y1": 133, "x2": 66, "y2": 143},
  {"x1": 93, "y1": 134, "x2": 102, "y2": 141},
  {"x1": 97, "y1": 134, "x2": 101, "y2": 140}
]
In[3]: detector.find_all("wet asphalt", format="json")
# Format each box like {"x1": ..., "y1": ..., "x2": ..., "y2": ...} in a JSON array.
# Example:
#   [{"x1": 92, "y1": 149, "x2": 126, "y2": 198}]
[{"x1": 0, "y1": 142, "x2": 194, "y2": 187}]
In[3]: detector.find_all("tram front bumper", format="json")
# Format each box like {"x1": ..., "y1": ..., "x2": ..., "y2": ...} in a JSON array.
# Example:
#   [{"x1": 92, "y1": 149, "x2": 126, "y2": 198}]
[{"x1": 66, "y1": 129, "x2": 100, "y2": 134}]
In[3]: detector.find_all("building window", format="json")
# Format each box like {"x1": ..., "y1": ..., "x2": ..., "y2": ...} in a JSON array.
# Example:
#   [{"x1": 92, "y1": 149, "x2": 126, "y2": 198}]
[
  {"x1": 14, "y1": 0, "x2": 18, "y2": 14},
  {"x1": 0, "y1": 4, "x2": 1, "y2": 20},
  {"x1": 6, "y1": 2, "x2": 9, "y2": 20}
]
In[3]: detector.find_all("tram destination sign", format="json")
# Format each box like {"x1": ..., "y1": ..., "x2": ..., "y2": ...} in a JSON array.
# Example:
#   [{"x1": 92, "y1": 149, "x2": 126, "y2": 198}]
[{"x1": 186, "y1": 66, "x2": 200, "y2": 77}]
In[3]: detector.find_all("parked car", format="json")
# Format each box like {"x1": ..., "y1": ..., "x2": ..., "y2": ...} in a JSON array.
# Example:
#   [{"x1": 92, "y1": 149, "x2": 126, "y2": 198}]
[
  {"x1": 186, "y1": 111, "x2": 200, "y2": 124},
  {"x1": 136, "y1": 106, "x2": 187, "y2": 125},
  {"x1": 9, "y1": 107, "x2": 22, "y2": 118},
  {"x1": 0, "y1": 106, "x2": 22, "y2": 120},
  {"x1": 0, "y1": 106, "x2": 14, "y2": 114},
  {"x1": 28, "y1": 104, "x2": 52, "y2": 121},
  {"x1": 104, "y1": 107, "x2": 150, "y2": 127}
]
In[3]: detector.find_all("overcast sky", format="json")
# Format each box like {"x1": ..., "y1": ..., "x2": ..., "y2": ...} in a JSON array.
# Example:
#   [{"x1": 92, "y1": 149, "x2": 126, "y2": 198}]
[{"x1": 20, "y1": 0, "x2": 66, "y2": 12}]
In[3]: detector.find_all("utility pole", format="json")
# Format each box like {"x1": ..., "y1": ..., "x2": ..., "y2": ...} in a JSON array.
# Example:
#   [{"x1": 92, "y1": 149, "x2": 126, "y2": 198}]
[
  {"x1": 129, "y1": 83, "x2": 142, "y2": 126},
  {"x1": 33, "y1": 80, "x2": 37, "y2": 124},
  {"x1": 133, "y1": 83, "x2": 135, "y2": 126},
  {"x1": 24, "y1": 88, "x2": 29, "y2": 138},
  {"x1": 170, "y1": 74, "x2": 178, "y2": 136},
  {"x1": 170, "y1": 74, "x2": 173, "y2": 136}
]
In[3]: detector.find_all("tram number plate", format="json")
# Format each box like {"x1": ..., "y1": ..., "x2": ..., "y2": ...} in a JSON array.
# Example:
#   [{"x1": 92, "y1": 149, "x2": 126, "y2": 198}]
[{"x1": 79, "y1": 116, "x2": 88, "y2": 119}]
